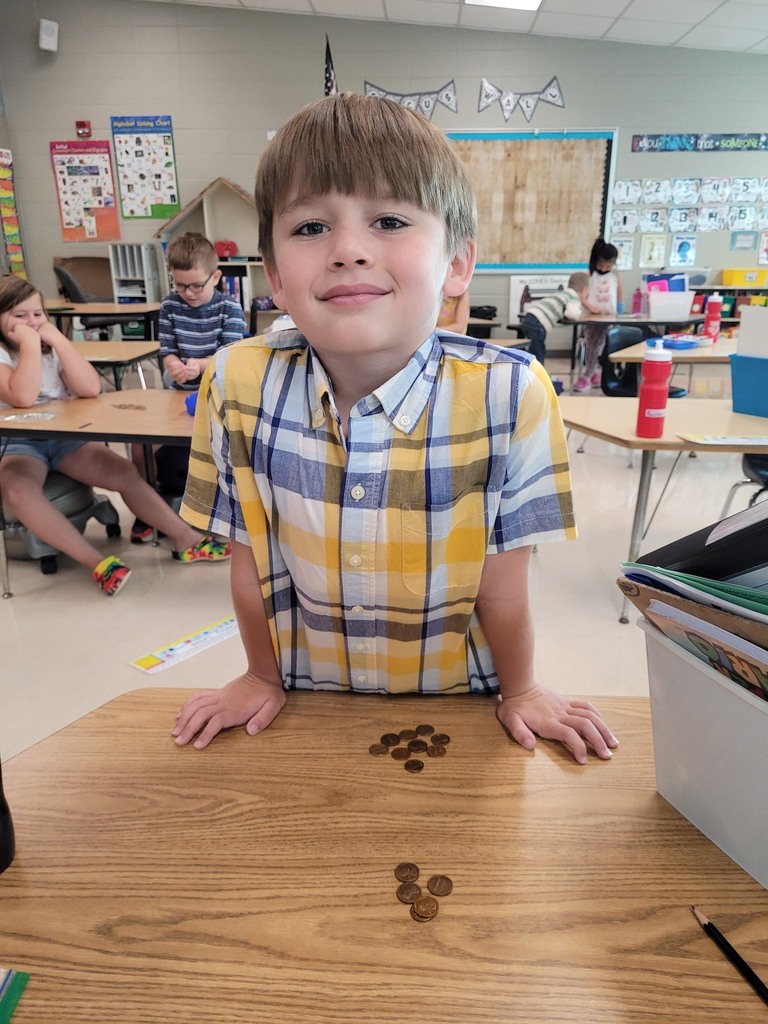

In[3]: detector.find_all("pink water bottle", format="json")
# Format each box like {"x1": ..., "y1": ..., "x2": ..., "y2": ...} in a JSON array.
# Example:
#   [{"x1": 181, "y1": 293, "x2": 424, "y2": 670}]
[
  {"x1": 631, "y1": 287, "x2": 643, "y2": 314},
  {"x1": 636, "y1": 340, "x2": 672, "y2": 439},
  {"x1": 703, "y1": 291, "x2": 723, "y2": 340}
]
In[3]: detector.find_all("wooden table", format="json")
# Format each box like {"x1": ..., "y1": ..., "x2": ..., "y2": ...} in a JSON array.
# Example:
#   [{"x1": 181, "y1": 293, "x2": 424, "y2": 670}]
[
  {"x1": 1, "y1": 689, "x2": 767, "y2": 1023},
  {"x1": 73, "y1": 341, "x2": 161, "y2": 390},
  {"x1": 45, "y1": 301, "x2": 161, "y2": 340},
  {"x1": 559, "y1": 396, "x2": 768, "y2": 620},
  {"x1": 608, "y1": 337, "x2": 736, "y2": 364}
]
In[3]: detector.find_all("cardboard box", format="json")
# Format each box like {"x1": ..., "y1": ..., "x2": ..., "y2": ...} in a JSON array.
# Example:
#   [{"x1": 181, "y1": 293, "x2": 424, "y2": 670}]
[
  {"x1": 722, "y1": 268, "x2": 768, "y2": 287},
  {"x1": 640, "y1": 617, "x2": 768, "y2": 889},
  {"x1": 730, "y1": 353, "x2": 768, "y2": 417}
]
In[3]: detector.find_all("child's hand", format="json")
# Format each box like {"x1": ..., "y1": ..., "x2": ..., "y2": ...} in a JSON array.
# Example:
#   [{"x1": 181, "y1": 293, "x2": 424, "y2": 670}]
[
  {"x1": 171, "y1": 672, "x2": 286, "y2": 750},
  {"x1": 184, "y1": 358, "x2": 203, "y2": 379},
  {"x1": 496, "y1": 684, "x2": 618, "y2": 764},
  {"x1": 167, "y1": 360, "x2": 190, "y2": 384},
  {"x1": 7, "y1": 322, "x2": 42, "y2": 347},
  {"x1": 37, "y1": 320, "x2": 64, "y2": 348}
]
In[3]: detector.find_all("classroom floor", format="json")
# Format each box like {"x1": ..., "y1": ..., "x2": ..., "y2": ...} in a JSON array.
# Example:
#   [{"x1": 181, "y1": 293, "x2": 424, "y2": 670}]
[{"x1": 0, "y1": 357, "x2": 754, "y2": 759}]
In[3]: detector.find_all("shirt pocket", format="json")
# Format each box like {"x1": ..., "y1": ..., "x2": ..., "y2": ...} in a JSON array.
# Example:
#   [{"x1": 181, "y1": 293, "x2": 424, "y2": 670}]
[{"x1": 401, "y1": 489, "x2": 488, "y2": 598}]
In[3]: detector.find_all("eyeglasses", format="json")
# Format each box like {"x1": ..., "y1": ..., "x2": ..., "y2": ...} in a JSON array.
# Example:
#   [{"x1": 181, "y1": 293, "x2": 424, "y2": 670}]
[{"x1": 172, "y1": 270, "x2": 216, "y2": 295}]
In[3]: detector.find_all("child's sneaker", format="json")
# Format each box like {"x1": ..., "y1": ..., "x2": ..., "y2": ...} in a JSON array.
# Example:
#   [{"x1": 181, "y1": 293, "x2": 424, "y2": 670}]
[
  {"x1": 93, "y1": 555, "x2": 132, "y2": 597},
  {"x1": 172, "y1": 535, "x2": 231, "y2": 564},
  {"x1": 130, "y1": 518, "x2": 154, "y2": 544},
  {"x1": 590, "y1": 371, "x2": 602, "y2": 388},
  {"x1": 573, "y1": 376, "x2": 591, "y2": 392}
]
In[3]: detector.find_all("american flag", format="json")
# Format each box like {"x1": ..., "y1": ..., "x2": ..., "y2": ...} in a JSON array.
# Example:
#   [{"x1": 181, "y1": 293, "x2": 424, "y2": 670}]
[{"x1": 324, "y1": 35, "x2": 338, "y2": 96}]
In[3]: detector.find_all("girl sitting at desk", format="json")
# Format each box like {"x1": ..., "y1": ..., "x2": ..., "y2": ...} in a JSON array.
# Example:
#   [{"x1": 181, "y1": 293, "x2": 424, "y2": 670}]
[{"x1": 0, "y1": 275, "x2": 230, "y2": 596}]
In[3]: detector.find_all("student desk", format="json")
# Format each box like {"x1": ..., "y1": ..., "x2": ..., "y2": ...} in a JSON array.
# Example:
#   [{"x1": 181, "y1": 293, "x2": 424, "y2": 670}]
[
  {"x1": 1, "y1": 688, "x2": 767, "y2": 1024},
  {"x1": 0, "y1": 389, "x2": 191, "y2": 597},
  {"x1": 558, "y1": 396, "x2": 768, "y2": 620},
  {"x1": 45, "y1": 301, "x2": 161, "y2": 340},
  {"x1": 570, "y1": 313, "x2": 705, "y2": 381},
  {"x1": 74, "y1": 341, "x2": 162, "y2": 390},
  {"x1": 607, "y1": 337, "x2": 736, "y2": 365}
]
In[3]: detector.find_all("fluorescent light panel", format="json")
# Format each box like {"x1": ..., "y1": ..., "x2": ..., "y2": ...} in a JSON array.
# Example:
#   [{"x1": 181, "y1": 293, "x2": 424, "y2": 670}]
[{"x1": 465, "y1": 0, "x2": 543, "y2": 10}]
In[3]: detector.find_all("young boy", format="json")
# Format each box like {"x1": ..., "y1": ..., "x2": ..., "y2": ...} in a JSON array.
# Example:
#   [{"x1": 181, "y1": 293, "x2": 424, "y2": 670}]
[
  {"x1": 172, "y1": 94, "x2": 618, "y2": 765},
  {"x1": 520, "y1": 271, "x2": 590, "y2": 366},
  {"x1": 130, "y1": 232, "x2": 247, "y2": 543}
]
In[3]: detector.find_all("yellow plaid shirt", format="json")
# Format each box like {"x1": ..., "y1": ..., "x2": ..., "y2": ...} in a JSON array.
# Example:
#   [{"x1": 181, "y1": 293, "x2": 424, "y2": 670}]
[{"x1": 181, "y1": 331, "x2": 576, "y2": 695}]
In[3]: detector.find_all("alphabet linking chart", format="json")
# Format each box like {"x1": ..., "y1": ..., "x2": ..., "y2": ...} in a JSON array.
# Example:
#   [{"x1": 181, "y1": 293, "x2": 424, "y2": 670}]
[{"x1": 131, "y1": 616, "x2": 239, "y2": 674}]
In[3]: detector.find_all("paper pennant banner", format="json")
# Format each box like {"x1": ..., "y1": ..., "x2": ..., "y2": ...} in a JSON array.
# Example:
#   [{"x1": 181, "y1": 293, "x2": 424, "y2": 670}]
[
  {"x1": 364, "y1": 81, "x2": 457, "y2": 121},
  {"x1": 478, "y1": 78, "x2": 502, "y2": 112},
  {"x1": 539, "y1": 76, "x2": 564, "y2": 107},
  {"x1": 480, "y1": 75, "x2": 565, "y2": 123}
]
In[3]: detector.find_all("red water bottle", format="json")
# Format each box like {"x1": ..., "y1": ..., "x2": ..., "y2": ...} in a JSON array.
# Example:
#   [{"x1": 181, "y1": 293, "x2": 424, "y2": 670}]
[
  {"x1": 636, "y1": 340, "x2": 673, "y2": 439},
  {"x1": 632, "y1": 287, "x2": 643, "y2": 314},
  {"x1": 703, "y1": 291, "x2": 723, "y2": 341}
]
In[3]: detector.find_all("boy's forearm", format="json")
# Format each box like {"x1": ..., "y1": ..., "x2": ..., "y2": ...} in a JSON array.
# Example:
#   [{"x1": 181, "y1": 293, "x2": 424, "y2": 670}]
[
  {"x1": 230, "y1": 541, "x2": 283, "y2": 686},
  {"x1": 475, "y1": 547, "x2": 536, "y2": 698}
]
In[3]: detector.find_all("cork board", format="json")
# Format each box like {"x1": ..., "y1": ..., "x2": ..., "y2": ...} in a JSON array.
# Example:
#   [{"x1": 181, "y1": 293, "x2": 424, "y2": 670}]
[{"x1": 448, "y1": 131, "x2": 614, "y2": 270}]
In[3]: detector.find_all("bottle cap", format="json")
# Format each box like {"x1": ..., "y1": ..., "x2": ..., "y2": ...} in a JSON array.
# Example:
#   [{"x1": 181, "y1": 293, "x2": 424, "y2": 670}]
[{"x1": 645, "y1": 338, "x2": 672, "y2": 361}]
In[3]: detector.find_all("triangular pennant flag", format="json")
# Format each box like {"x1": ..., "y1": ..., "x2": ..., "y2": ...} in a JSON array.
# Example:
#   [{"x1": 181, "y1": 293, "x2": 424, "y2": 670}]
[
  {"x1": 478, "y1": 77, "x2": 502, "y2": 113},
  {"x1": 364, "y1": 82, "x2": 387, "y2": 98},
  {"x1": 418, "y1": 93, "x2": 438, "y2": 120},
  {"x1": 324, "y1": 35, "x2": 338, "y2": 97},
  {"x1": 400, "y1": 94, "x2": 421, "y2": 111},
  {"x1": 385, "y1": 92, "x2": 404, "y2": 103},
  {"x1": 539, "y1": 76, "x2": 564, "y2": 107},
  {"x1": 518, "y1": 93, "x2": 540, "y2": 122},
  {"x1": 499, "y1": 91, "x2": 519, "y2": 122},
  {"x1": 437, "y1": 80, "x2": 458, "y2": 113}
]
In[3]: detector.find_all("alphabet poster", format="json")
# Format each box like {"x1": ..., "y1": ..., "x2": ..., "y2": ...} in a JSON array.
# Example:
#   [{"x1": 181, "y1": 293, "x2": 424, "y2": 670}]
[
  {"x1": 0, "y1": 149, "x2": 27, "y2": 277},
  {"x1": 110, "y1": 115, "x2": 180, "y2": 219},
  {"x1": 49, "y1": 140, "x2": 120, "y2": 242}
]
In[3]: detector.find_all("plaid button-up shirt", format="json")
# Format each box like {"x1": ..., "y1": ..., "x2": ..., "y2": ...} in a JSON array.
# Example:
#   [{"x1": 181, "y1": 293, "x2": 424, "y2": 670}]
[{"x1": 181, "y1": 330, "x2": 576, "y2": 695}]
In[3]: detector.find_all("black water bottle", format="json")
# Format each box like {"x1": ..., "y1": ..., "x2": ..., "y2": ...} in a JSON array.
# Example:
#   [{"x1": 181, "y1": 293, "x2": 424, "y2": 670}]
[{"x1": 0, "y1": 759, "x2": 15, "y2": 874}]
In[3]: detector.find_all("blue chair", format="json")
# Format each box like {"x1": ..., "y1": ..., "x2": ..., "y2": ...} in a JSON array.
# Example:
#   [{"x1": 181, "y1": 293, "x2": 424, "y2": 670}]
[{"x1": 720, "y1": 454, "x2": 768, "y2": 519}]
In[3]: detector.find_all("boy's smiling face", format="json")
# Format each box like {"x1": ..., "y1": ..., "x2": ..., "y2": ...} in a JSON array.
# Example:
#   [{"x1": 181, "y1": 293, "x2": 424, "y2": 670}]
[{"x1": 264, "y1": 191, "x2": 475, "y2": 372}]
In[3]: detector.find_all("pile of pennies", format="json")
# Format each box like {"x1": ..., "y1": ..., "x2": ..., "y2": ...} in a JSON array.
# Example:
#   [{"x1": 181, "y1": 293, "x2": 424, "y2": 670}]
[
  {"x1": 369, "y1": 724, "x2": 451, "y2": 773},
  {"x1": 394, "y1": 862, "x2": 453, "y2": 922}
]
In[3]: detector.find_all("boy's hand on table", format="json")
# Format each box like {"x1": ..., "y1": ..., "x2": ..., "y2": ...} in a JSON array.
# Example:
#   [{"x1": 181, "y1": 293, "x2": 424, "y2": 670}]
[
  {"x1": 496, "y1": 684, "x2": 619, "y2": 765},
  {"x1": 172, "y1": 672, "x2": 286, "y2": 750}
]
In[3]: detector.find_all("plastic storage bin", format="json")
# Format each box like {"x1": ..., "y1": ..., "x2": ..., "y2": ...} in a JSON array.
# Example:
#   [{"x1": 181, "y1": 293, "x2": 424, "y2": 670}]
[
  {"x1": 722, "y1": 269, "x2": 768, "y2": 287},
  {"x1": 730, "y1": 353, "x2": 768, "y2": 417}
]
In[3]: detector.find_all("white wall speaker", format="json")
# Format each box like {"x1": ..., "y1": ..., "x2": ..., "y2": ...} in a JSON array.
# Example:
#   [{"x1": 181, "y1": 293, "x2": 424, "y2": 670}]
[{"x1": 39, "y1": 19, "x2": 59, "y2": 53}]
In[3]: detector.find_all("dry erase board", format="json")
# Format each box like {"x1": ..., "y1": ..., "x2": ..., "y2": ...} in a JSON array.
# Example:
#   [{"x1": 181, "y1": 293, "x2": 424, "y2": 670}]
[{"x1": 448, "y1": 130, "x2": 615, "y2": 271}]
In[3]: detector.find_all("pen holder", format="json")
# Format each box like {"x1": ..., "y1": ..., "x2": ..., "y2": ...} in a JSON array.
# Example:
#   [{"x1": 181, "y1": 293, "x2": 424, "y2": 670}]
[{"x1": 184, "y1": 392, "x2": 198, "y2": 416}]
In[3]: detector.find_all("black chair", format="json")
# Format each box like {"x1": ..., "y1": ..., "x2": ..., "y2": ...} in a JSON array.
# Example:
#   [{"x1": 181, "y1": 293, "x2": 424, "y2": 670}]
[
  {"x1": 600, "y1": 326, "x2": 687, "y2": 399},
  {"x1": 53, "y1": 264, "x2": 129, "y2": 340},
  {"x1": 720, "y1": 454, "x2": 768, "y2": 519}
]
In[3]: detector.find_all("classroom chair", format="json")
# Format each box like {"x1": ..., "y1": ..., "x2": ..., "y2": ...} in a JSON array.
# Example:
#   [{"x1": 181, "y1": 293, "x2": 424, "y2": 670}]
[
  {"x1": 720, "y1": 454, "x2": 768, "y2": 519},
  {"x1": 0, "y1": 472, "x2": 120, "y2": 589},
  {"x1": 53, "y1": 264, "x2": 127, "y2": 340},
  {"x1": 599, "y1": 326, "x2": 688, "y2": 399}
]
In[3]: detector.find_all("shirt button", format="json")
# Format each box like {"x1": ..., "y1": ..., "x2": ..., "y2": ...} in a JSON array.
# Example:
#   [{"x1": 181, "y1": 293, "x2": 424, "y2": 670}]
[
  {"x1": 399, "y1": 414, "x2": 411, "y2": 427},
  {"x1": 350, "y1": 484, "x2": 365, "y2": 501},
  {"x1": 348, "y1": 554, "x2": 362, "y2": 567},
  {"x1": 312, "y1": 409, "x2": 325, "y2": 425},
  {"x1": 353, "y1": 642, "x2": 367, "y2": 652},
  {"x1": 350, "y1": 605, "x2": 364, "y2": 614},
  {"x1": 355, "y1": 674, "x2": 367, "y2": 685}
]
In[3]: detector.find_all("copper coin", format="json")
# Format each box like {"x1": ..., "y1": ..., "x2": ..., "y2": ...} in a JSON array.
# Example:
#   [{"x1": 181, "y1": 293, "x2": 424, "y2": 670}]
[
  {"x1": 394, "y1": 862, "x2": 420, "y2": 882},
  {"x1": 407, "y1": 738, "x2": 428, "y2": 754},
  {"x1": 380, "y1": 733, "x2": 401, "y2": 747},
  {"x1": 404, "y1": 759, "x2": 424, "y2": 773},
  {"x1": 431, "y1": 733, "x2": 451, "y2": 745},
  {"x1": 398, "y1": 728, "x2": 418, "y2": 740},
  {"x1": 415, "y1": 724, "x2": 435, "y2": 736},
  {"x1": 426, "y1": 744, "x2": 446, "y2": 758},
  {"x1": 427, "y1": 874, "x2": 453, "y2": 897},
  {"x1": 411, "y1": 895, "x2": 439, "y2": 920},
  {"x1": 391, "y1": 747, "x2": 411, "y2": 761},
  {"x1": 369, "y1": 742, "x2": 389, "y2": 756},
  {"x1": 396, "y1": 882, "x2": 422, "y2": 904}
]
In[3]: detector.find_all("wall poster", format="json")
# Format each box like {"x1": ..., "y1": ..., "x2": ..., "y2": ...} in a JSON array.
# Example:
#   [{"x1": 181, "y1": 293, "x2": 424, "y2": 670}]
[
  {"x1": 110, "y1": 115, "x2": 180, "y2": 219},
  {"x1": 49, "y1": 140, "x2": 120, "y2": 242},
  {"x1": 0, "y1": 148, "x2": 27, "y2": 277}
]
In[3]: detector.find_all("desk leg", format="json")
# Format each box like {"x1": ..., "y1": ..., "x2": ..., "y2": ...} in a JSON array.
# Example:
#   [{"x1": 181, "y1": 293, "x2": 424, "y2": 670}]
[
  {"x1": 620, "y1": 448, "x2": 655, "y2": 623},
  {"x1": 142, "y1": 444, "x2": 160, "y2": 546},
  {"x1": 0, "y1": 524, "x2": 11, "y2": 599}
]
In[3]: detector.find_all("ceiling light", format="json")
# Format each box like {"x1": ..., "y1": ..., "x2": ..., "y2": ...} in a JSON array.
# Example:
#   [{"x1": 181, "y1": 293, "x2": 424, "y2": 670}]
[{"x1": 465, "y1": 0, "x2": 543, "y2": 10}]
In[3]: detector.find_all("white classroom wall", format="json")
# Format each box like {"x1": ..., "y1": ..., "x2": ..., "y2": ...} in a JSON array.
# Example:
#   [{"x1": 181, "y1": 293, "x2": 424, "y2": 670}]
[{"x1": 1, "y1": 0, "x2": 768, "y2": 315}]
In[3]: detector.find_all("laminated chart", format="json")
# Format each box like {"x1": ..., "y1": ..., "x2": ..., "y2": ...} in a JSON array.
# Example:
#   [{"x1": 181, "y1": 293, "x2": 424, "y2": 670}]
[{"x1": 0, "y1": 150, "x2": 27, "y2": 277}]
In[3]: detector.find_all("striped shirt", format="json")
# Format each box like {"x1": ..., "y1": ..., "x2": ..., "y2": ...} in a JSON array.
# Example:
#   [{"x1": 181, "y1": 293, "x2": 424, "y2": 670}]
[
  {"x1": 158, "y1": 290, "x2": 247, "y2": 391},
  {"x1": 181, "y1": 331, "x2": 576, "y2": 695},
  {"x1": 526, "y1": 287, "x2": 582, "y2": 331}
]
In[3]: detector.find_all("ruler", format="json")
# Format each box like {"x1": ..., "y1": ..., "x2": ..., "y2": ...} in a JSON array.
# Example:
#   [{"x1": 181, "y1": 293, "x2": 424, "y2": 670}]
[{"x1": 131, "y1": 615, "x2": 239, "y2": 674}]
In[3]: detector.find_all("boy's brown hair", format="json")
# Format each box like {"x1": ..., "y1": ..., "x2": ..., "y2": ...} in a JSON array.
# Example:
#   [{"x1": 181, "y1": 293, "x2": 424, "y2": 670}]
[
  {"x1": 166, "y1": 233, "x2": 218, "y2": 274},
  {"x1": 568, "y1": 271, "x2": 590, "y2": 293},
  {"x1": 254, "y1": 93, "x2": 476, "y2": 268}
]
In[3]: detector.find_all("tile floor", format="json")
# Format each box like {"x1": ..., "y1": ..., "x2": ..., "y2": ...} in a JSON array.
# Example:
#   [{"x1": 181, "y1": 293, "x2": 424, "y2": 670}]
[{"x1": 0, "y1": 357, "x2": 755, "y2": 759}]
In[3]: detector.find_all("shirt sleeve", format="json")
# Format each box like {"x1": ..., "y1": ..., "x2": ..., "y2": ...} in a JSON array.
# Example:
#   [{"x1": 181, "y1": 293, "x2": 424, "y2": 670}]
[
  {"x1": 158, "y1": 296, "x2": 179, "y2": 360},
  {"x1": 220, "y1": 299, "x2": 247, "y2": 346}
]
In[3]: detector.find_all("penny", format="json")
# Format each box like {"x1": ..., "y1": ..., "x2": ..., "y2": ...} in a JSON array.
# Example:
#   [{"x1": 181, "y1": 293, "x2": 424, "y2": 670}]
[
  {"x1": 394, "y1": 862, "x2": 420, "y2": 882},
  {"x1": 396, "y1": 882, "x2": 422, "y2": 904},
  {"x1": 407, "y1": 738, "x2": 428, "y2": 754},
  {"x1": 398, "y1": 728, "x2": 418, "y2": 740},
  {"x1": 404, "y1": 759, "x2": 424, "y2": 773},
  {"x1": 380, "y1": 733, "x2": 401, "y2": 747},
  {"x1": 426, "y1": 744, "x2": 446, "y2": 758},
  {"x1": 411, "y1": 895, "x2": 439, "y2": 920},
  {"x1": 431, "y1": 733, "x2": 451, "y2": 746},
  {"x1": 415, "y1": 724, "x2": 435, "y2": 736},
  {"x1": 369, "y1": 742, "x2": 389, "y2": 756},
  {"x1": 391, "y1": 747, "x2": 411, "y2": 761},
  {"x1": 427, "y1": 874, "x2": 453, "y2": 897}
]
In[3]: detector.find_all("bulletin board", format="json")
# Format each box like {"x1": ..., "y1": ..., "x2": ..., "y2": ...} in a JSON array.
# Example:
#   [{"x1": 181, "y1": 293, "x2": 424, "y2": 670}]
[{"x1": 448, "y1": 130, "x2": 615, "y2": 271}]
